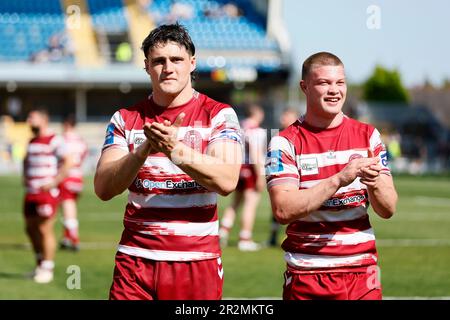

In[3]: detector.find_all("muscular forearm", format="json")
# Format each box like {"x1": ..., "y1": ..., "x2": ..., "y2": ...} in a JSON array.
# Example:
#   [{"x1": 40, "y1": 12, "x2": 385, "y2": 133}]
[
  {"x1": 367, "y1": 178, "x2": 397, "y2": 219},
  {"x1": 40, "y1": 157, "x2": 72, "y2": 191},
  {"x1": 94, "y1": 142, "x2": 151, "y2": 201},
  {"x1": 170, "y1": 143, "x2": 241, "y2": 196},
  {"x1": 54, "y1": 162, "x2": 71, "y2": 186},
  {"x1": 271, "y1": 175, "x2": 341, "y2": 224},
  {"x1": 269, "y1": 156, "x2": 383, "y2": 224},
  {"x1": 252, "y1": 161, "x2": 265, "y2": 177}
]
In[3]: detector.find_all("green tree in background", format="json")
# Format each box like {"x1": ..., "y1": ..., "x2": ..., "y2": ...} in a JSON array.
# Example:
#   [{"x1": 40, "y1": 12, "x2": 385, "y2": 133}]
[
  {"x1": 363, "y1": 65, "x2": 409, "y2": 103},
  {"x1": 442, "y1": 78, "x2": 450, "y2": 89}
]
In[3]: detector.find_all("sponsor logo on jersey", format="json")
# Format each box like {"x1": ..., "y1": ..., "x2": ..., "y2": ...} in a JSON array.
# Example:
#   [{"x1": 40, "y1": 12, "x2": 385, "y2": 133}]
[
  {"x1": 323, "y1": 194, "x2": 366, "y2": 207},
  {"x1": 265, "y1": 150, "x2": 283, "y2": 174},
  {"x1": 215, "y1": 129, "x2": 242, "y2": 144},
  {"x1": 299, "y1": 157, "x2": 319, "y2": 176},
  {"x1": 379, "y1": 150, "x2": 388, "y2": 167},
  {"x1": 326, "y1": 150, "x2": 336, "y2": 159},
  {"x1": 105, "y1": 123, "x2": 115, "y2": 145},
  {"x1": 349, "y1": 153, "x2": 363, "y2": 161},
  {"x1": 183, "y1": 129, "x2": 202, "y2": 151},
  {"x1": 135, "y1": 178, "x2": 203, "y2": 190},
  {"x1": 133, "y1": 132, "x2": 146, "y2": 148}
]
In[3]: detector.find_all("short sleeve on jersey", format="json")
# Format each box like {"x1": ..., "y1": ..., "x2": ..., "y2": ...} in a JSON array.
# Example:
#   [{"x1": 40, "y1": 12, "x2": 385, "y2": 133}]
[
  {"x1": 208, "y1": 107, "x2": 242, "y2": 146},
  {"x1": 265, "y1": 135, "x2": 299, "y2": 188},
  {"x1": 369, "y1": 128, "x2": 391, "y2": 175},
  {"x1": 102, "y1": 111, "x2": 128, "y2": 152},
  {"x1": 51, "y1": 135, "x2": 67, "y2": 160}
]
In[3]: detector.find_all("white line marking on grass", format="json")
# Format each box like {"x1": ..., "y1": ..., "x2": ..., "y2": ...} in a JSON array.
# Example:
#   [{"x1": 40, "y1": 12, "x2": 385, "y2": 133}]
[
  {"x1": 377, "y1": 239, "x2": 450, "y2": 247},
  {"x1": 414, "y1": 196, "x2": 450, "y2": 207},
  {"x1": 1, "y1": 213, "x2": 123, "y2": 222},
  {"x1": 79, "y1": 242, "x2": 117, "y2": 249},
  {"x1": 391, "y1": 213, "x2": 450, "y2": 221},
  {"x1": 0, "y1": 242, "x2": 117, "y2": 250}
]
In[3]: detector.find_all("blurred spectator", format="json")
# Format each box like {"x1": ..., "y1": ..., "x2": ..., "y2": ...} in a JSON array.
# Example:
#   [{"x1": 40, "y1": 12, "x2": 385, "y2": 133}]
[
  {"x1": 0, "y1": 116, "x2": 15, "y2": 171},
  {"x1": 203, "y1": 2, "x2": 243, "y2": 19},
  {"x1": 222, "y1": 2, "x2": 243, "y2": 18},
  {"x1": 438, "y1": 134, "x2": 450, "y2": 170},
  {"x1": 137, "y1": 0, "x2": 163, "y2": 24},
  {"x1": 408, "y1": 136, "x2": 427, "y2": 174},
  {"x1": 30, "y1": 33, "x2": 73, "y2": 63},
  {"x1": 203, "y1": 4, "x2": 223, "y2": 18},
  {"x1": 137, "y1": 0, "x2": 152, "y2": 11},
  {"x1": 6, "y1": 96, "x2": 22, "y2": 121},
  {"x1": 163, "y1": 1, "x2": 194, "y2": 24},
  {"x1": 387, "y1": 131, "x2": 402, "y2": 161}
]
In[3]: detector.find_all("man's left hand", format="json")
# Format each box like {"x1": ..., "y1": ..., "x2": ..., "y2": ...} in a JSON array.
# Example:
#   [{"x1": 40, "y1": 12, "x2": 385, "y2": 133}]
[
  {"x1": 40, "y1": 181, "x2": 56, "y2": 192},
  {"x1": 358, "y1": 163, "x2": 382, "y2": 188}
]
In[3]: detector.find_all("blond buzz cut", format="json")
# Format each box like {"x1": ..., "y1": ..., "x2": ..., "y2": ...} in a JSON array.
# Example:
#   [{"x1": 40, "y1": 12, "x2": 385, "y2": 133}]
[{"x1": 301, "y1": 52, "x2": 344, "y2": 80}]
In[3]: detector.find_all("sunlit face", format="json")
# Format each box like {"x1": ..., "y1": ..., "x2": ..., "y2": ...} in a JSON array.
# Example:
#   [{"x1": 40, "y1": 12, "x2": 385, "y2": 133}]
[
  {"x1": 253, "y1": 109, "x2": 265, "y2": 124},
  {"x1": 144, "y1": 41, "x2": 196, "y2": 99},
  {"x1": 280, "y1": 111, "x2": 298, "y2": 129},
  {"x1": 27, "y1": 111, "x2": 48, "y2": 135},
  {"x1": 300, "y1": 65, "x2": 347, "y2": 119}
]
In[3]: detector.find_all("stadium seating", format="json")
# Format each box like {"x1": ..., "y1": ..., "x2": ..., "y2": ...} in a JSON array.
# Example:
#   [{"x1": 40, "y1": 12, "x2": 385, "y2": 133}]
[
  {"x1": 0, "y1": 0, "x2": 281, "y2": 71},
  {"x1": 0, "y1": 1, "x2": 69, "y2": 62},
  {"x1": 87, "y1": 0, "x2": 128, "y2": 33},
  {"x1": 148, "y1": 0, "x2": 278, "y2": 51}
]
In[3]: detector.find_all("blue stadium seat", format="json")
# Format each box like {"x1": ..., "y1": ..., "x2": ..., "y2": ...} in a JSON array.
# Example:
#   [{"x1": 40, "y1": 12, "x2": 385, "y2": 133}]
[
  {"x1": 0, "y1": 0, "x2": 71, "y2": 62},
  {"x1": 148, "y1": 0, "x2": 279, "y2": 53},
  {"x1": 86, "y1": 0, "x2": 128, "y2": 32},
  {"x1": 0, "y1": 0, "x2": 279, "y2": 69}
]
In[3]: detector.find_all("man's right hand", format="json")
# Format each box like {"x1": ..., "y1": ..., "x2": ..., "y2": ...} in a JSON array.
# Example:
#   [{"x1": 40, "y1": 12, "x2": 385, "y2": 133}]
[{"x1": 134, "y1": 139, "x2": 155, "y2": 160}]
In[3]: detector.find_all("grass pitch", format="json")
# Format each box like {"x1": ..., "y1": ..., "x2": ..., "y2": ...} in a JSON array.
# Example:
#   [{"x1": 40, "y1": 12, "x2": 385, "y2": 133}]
[{"x1": 0, "y1": 174, "x2": 449, "y2": 299}]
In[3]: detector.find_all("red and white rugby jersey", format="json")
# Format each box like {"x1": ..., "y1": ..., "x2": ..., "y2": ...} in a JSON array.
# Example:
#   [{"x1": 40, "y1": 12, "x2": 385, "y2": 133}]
[
  {"x1": 241, "y1": 119, "x2": 266, "y2": 166},
  {"x1": 102, "y1": 90, "x2": 242, "y2": 262},
  {"x1": 60, "y1": 131, "x2": 88, "y2": 193},
  {"x1": 265, "y1": 115, "x2": 390, "y2": 273},
  {"x1": 24, "y1": 133, "x2": 66, "y2": 201}
]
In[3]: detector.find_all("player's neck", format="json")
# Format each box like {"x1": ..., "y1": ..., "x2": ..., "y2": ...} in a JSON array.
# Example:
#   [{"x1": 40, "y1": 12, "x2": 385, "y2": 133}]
[
  {"x1": 244, "y1": 117, "x2": 260, "y2": 128},
  {"x1": 304, "y1": 112, "x2": 344, "y2": 129},
  {"x1": 35, "y1": 127, "x2": 51, "y2": 138},
  {"x1": 152, "y1": 86, "x2": 194, "y2": 108}
]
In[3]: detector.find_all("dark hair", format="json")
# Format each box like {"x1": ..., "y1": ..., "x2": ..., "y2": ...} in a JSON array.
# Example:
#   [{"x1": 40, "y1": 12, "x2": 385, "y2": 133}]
[
  {"x1": 141, "y1": 23, "x2": 195, "y2": 58},
  {"x1": 282, "y1": 107, "x2": 299, "y2": 117},
  {"x1": 141, "y1": 23, "x2": 196, "y2": 81},
  {"x1": 301, "y1": 52, "x2": 344, "y2": 80},
  {"x1": 63, "y1": 113, "x2": 77, "y2": 127},
  {"x1": 244, "y1": 103, "x2": 263, "y2": 117},
  {"x1": 29, "y1": 107, "x2": 49, "y2": 118}
]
